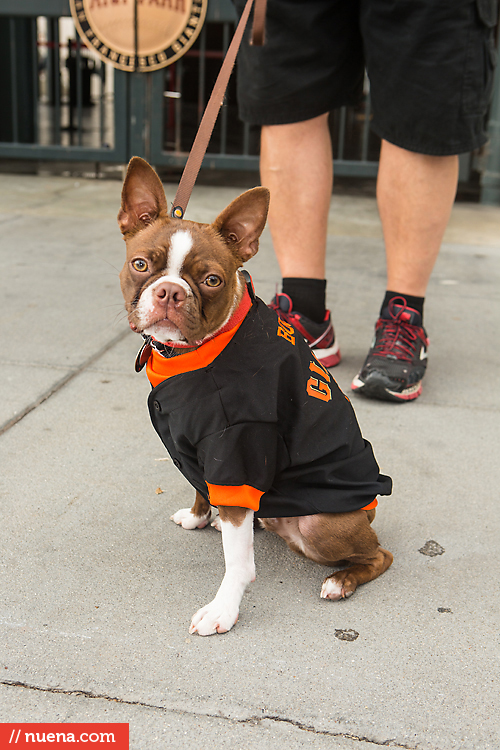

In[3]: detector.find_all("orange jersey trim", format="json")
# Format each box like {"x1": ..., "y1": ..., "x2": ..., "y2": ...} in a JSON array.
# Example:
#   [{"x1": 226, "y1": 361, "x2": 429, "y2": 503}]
[
  {"x1": 147, "y1": 324, "x2": 244, "y2": 387},
  {"x1": 362, "y1": 499, "x2": 378, "y2": 511},
  {"x1": 146, "y1": 291, "x2": 252, "y2": 388},
  {"x1": 206, "y1": 483, "x2": 264, "y2": 512}
]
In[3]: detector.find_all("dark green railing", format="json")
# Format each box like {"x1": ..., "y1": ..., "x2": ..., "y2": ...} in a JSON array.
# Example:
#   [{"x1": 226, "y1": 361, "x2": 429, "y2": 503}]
[{"x1": 1, "y1": 0, "x2": 499, "y2": 200}]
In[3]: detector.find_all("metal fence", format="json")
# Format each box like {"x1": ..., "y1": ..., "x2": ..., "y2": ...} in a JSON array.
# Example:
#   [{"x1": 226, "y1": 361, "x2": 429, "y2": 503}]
[
  {"x1": 150, "y1": 17, "x2": 381, "y2": 176},
  {"x1": 0, "y1": 0, "x2": 380, "y2": 177},
  {"x1": 0, "y1": 3, "x2": 127, "y2": 162},
  {"x1": 1, "y1": 0, "x2": 499, "y2": 198}
]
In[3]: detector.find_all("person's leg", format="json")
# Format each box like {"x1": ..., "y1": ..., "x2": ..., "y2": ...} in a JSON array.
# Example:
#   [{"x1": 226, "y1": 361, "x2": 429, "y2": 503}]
[
  {"x1": 260, "y1": 114, "x2": 341, "y2": 367},
  {"x1": 377, "y1": 139, "x2": 459, "y2": 298},
  {"x1": 350, "y1": 140, "x2": 459, "y2": 402},
  {"x1": 260, "y1": 113, "x2": 332, "y2": 280},
  {"x1": 233, "y1": 0, "x2": 363, "y2": 366},
  {"x1": 353, "y1": 0, "x2": 493, "y2": 401}
]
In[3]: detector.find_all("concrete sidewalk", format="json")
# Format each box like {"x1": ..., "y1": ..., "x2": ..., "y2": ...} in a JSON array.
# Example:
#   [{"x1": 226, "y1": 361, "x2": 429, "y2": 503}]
[{"x1": 1, "y1": 172, "x2": 499, "y2": 750}]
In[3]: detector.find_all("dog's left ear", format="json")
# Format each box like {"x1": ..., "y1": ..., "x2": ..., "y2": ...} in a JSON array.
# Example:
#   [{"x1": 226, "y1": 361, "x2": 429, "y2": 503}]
[
  {"x1": 118, "y1": 157, "x2": 168, "y2": 236},
  {"x1": 212, "y1": 187, "x2": 270, "y2": 262}
]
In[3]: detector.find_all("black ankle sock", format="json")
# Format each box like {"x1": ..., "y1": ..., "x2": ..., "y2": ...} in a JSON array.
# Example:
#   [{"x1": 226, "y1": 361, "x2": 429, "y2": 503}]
[
  {"x1": 381, "y1": 290, "x2": 424, "y2": 319},
  {"x1": 281, "y1": 278, "x2": 327, "y2": 324}
]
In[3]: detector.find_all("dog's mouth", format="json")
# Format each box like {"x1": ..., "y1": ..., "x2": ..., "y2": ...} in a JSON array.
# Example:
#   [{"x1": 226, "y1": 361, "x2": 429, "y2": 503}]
[
  {"x1": 144, "y1": 316, "x2": 188, "y2": 344},
  {"x1": 128, "y1": 298, "x2": 190, "y2": 342},
  {"x1": 140, "y1": 311, "x2": 208, "y2": 347}
]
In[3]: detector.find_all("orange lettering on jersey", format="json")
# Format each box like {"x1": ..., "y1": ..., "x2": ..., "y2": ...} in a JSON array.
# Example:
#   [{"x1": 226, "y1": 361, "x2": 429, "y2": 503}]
[
  {"x1": 309, "y1": 358, "x2": 330, "y2": 380},
  {"x1": 307, "y1": 360, "x2": 332, "y2": 402},
  {"x1": 277, "y1": 319, "x2": 295, "y2": 345}
]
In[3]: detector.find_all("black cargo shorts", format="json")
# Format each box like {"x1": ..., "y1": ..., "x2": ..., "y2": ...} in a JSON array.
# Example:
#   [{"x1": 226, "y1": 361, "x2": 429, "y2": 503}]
[{"x1": 234, "y1": 0, "x2": 498, "y2": 155}]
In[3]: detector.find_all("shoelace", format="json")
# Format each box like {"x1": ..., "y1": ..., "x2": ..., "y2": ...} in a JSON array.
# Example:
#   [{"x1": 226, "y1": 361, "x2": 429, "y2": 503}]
[{"x1": 373, "y1": 297, "x2": 421, "y2": 362}]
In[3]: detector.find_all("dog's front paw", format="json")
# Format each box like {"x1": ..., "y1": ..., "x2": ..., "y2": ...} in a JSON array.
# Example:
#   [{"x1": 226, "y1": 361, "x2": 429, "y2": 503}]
[
  {"x1": 320, "y1": 575, "x2": 355, "y2": 601},
  {"x1": 189, "y1": 600, "x2": 239, "y2": 636},
  {"x1": 171, "y1": 507, "x2": 211, "y2": 530}
]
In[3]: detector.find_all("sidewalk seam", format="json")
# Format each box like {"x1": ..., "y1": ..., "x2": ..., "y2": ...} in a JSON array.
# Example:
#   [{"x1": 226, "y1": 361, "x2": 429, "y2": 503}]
[
  {"x1": 0, "y1": 329, "x2": 131, "y2": 437},
  {"x1": 1, "y1": 680, "x2": 415, "y2": 749}
]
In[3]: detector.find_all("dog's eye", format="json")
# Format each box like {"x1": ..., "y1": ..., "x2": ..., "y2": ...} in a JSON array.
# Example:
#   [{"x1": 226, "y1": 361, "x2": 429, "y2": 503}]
[
  {"x1": 204, "y1": 275, "x2": 222, "y2": 288},
  {"x1": 132, "y1": 258, "x2": 148, "y2": 272}
]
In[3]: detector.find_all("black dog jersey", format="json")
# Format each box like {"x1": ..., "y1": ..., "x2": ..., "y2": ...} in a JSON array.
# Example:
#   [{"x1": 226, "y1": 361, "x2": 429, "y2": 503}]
[{"x1": 147, "y1": 296, "x2": 392, "y2": 518}]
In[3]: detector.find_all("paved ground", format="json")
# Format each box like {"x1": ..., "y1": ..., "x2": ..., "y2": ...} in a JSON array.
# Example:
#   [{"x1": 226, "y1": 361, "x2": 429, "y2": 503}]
[{"x1": 1, "y1": 172, "x2": 499, "y2": 750}]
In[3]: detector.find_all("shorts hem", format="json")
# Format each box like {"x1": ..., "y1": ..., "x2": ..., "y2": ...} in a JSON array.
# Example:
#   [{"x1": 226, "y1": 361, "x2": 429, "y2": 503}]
[
  {"x1": 371, "y1": 122, "x2": 489, "y2": 156},
  {"x1": 239, "y1": 95, "x2": 361, "y2": 127},
  {"x1": 239, "y1": 106, "x2": 329, "y2": 127}
]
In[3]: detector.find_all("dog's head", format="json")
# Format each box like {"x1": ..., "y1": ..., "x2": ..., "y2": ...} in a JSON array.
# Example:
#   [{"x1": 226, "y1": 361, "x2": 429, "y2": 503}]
[{"x1": 118, "y1": 157, "x2": 269, "y2": 346}]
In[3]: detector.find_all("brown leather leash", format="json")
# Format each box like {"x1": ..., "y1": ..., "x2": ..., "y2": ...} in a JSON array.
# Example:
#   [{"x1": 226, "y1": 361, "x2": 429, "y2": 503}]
[{"x1": 170, "y1": 0, "x2": 267, "y2": 220}]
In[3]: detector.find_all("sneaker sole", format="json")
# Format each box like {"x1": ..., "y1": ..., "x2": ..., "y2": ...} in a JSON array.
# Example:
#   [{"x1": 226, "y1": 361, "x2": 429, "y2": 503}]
[
  {"x1": 313, "y1": 342, "x2": 341, "y2": 368},
  {"x1": 351, "y1": 376, "x2": 422, "y2": 402}
]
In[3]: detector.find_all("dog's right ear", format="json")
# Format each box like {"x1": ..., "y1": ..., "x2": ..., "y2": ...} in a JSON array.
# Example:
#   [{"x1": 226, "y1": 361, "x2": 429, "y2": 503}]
[{"x1": 118, "y1": 157, "x2": 168, "y2": 236}]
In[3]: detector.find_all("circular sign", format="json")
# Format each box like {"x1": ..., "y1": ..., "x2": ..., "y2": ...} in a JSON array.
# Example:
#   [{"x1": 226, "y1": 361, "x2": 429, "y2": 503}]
[{"x1": 70, "y1": 0, "x2": 208, "y2": 72}]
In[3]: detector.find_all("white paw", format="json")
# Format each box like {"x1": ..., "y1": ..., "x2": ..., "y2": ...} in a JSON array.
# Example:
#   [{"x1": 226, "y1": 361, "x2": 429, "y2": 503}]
[
  {"x1": 171, "y1": 507, "x2": 211, "y2": 530},
  {"x1": 210, "y1": 515, "x2": 222, "y2": 532},
  {"x1": 321, "y1": 577, "x2": 354, "y2": 601},
  {"x1": 189, "y1": 600, "x2": 239, "y2": 636}
]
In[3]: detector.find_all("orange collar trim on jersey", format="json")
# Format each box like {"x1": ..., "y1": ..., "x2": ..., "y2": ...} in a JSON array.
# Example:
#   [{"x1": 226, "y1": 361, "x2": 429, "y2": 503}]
[{"x1": 146, "y1": 287, "x2": 252, "y2": 388}]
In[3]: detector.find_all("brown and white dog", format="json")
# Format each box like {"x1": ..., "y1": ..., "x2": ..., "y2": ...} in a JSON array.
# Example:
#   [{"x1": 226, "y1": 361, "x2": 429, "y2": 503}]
[{"x1": 118, "y1": 157, "x2": 393, "y2": 636}]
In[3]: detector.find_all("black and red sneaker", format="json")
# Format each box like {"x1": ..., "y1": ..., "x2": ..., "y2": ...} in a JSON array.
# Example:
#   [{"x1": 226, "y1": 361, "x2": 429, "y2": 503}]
[
  {"x1": 351, "y1": 297, "x2": 429, "y2": 402},
  {"x1": 269, "y1": 293, "x2": 341, "y2": 368}
]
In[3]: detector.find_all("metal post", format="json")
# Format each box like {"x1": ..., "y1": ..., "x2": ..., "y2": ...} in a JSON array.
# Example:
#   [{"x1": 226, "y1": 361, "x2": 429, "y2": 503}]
[
  {"x1": 9, "y1": 18, "x2": 19, "y2": 142},
  {"x1": 149, "y1": 68, "x2": 169, "y2": 162},
  {"x1": 46, "y1": 18, "x2": 54, "y2": 106},
  {"x1": 144, "y1": 70, "x2": 152, "y2": 161},
  {"x1": 361, "y1": 92, "x2": 371, "y2": 162},
  {"x1": 113, "y1": 68, "x2": 129, "y2": 160},
  {"x1": 128, "y1": 70, "x2": 147, "y2": 158},
  {"x1": 128, "y1": 69, "x2": 159, "y2": 161},
  {"x1": 99, "y1": 61, "x2": 106, "y2": 148},
  {"x1": 52, "y1": 18, "x2": 61, "y2": 145},
  {"x1": 75, "y1": 36, "x2": 83, "y2": 146},
  {"x1": 31, "y1": 17, "x2": 39, "y2": 144}
]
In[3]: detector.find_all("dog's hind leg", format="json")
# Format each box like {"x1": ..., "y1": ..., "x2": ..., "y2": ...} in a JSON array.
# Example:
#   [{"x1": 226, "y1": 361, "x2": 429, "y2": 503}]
[
  {"x1": 171, "y1": 490, "x2": 212, "y2": 529},
  {"x1": 320, "y1": 548, "x2": 393, "y2": 600},
  {"x1": 298, "y1": 511, "x2": 393, "y2": 600}
]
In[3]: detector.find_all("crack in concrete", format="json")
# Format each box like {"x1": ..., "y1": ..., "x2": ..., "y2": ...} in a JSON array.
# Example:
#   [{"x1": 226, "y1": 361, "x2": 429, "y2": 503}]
[
  {"x1": 1, "y1": 361, "x2": 79, "y2": 371},
  {"x1": 0, "y1": 214, "x2": 26, "y2": 228},
  {"x1": 0, "y1": 329, "x2": 130, "y2": 436},
  {"x1": 1, "y1": 680, "x2": 417, "y2": 749}
]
